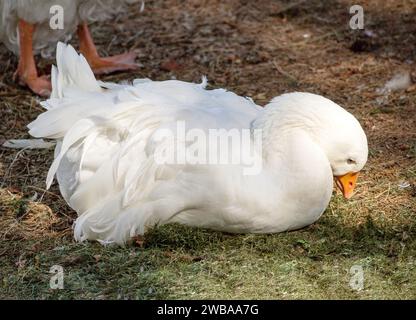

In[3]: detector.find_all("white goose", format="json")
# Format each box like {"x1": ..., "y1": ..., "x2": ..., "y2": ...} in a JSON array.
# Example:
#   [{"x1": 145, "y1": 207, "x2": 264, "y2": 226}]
[
  {"x1": 28, "y1": 43, "x2": 368, "y2": 244},
  {"x1": 0, "y1": 0, "x2": 138, "y2": 96}
]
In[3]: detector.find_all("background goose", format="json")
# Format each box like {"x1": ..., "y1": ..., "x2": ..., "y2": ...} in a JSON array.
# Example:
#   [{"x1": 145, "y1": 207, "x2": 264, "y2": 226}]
[
  {"x1": 28, "y1": 43, "x2": 368, "y2": 245},
  {"x1": 0, "y1": 0, "x2": 139, "y2": 96}
]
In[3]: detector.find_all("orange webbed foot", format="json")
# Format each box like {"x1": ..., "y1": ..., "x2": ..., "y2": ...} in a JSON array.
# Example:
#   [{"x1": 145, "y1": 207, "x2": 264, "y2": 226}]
[
  {"x1": 88, "y1": 51, "x2": 139, "y2": 75},
  {"x1": 22, "y1": 75, "x2": 52, "y2": 97},
  {"x1": 78, "y1": 22, "x2": 139, "y2": 75},
  {"x1": 15, "y1": 19, "x2": 52, "y2": 97}
]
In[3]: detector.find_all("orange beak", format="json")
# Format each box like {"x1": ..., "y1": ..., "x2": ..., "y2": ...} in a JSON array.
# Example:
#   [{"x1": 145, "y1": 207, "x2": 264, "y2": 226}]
[{"x1": 335, "y1": 172, "x2": 359, "y2": 199}]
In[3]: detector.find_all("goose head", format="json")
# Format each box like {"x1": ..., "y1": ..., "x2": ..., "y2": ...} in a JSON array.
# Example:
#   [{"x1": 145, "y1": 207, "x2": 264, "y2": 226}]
[
  {"x1": 256, "y1": 92, "x2": 368, "y2": 199},
  {"x1": 316, "y1": 109, "x2": 368, "y2": 199}
]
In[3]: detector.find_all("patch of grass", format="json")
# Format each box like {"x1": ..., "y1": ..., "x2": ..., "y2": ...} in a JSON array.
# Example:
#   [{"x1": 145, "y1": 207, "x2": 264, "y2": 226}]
[{"x1": 1, "y1": 204, "x2": 416, "y2": 299}]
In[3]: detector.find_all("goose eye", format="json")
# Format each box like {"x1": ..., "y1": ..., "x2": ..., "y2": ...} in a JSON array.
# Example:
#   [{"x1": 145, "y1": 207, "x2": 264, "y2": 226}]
[{"x1": 347, "y1": 158, "x2": 356, "y2": 165}]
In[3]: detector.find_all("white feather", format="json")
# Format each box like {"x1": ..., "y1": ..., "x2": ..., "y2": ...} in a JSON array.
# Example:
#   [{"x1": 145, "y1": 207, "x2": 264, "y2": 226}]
[{"x1": 2, "y1": 139, "x2": 55, "y2": 149}]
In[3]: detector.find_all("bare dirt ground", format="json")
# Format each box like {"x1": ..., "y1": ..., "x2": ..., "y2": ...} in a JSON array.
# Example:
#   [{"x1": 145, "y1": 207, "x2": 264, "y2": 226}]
[{"x1": 0, "y1": 0, "x2": 415, "y2": 299}]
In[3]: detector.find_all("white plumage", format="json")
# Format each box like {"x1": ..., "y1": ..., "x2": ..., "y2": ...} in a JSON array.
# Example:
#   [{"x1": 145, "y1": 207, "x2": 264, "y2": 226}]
[{"x1": 28, "y1": 43, "x2": 368, "y2": 244}]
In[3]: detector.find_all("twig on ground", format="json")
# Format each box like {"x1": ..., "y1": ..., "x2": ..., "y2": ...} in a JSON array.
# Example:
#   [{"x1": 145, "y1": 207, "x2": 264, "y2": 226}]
[
  {"x1": 270, "y1": 0, "x2": 307, "y2": 16},
  {"x1": 273, "y1": 60, "x2": 298, "y2": 85}
]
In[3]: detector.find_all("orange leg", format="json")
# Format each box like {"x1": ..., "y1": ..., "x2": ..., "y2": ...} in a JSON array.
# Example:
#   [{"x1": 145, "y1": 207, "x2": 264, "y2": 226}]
[
  {"x1": 15, "y1": 20, "x2": 51, "y2": 97},
  {"x1": 77, "y1": 22, "x2": 138, "y2": 75}
]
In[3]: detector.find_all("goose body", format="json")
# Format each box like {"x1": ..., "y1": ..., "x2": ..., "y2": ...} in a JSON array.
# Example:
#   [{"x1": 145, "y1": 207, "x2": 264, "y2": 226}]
[
  {"x1": 29, "y1": 44, "x2": 368, "y2": 244},
  {"x1": 0, "y1": 0, "x2": 138, "y2": 96},
  {"x1": 0, "y1": 0, "x2": 123, "y2": 55}
]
